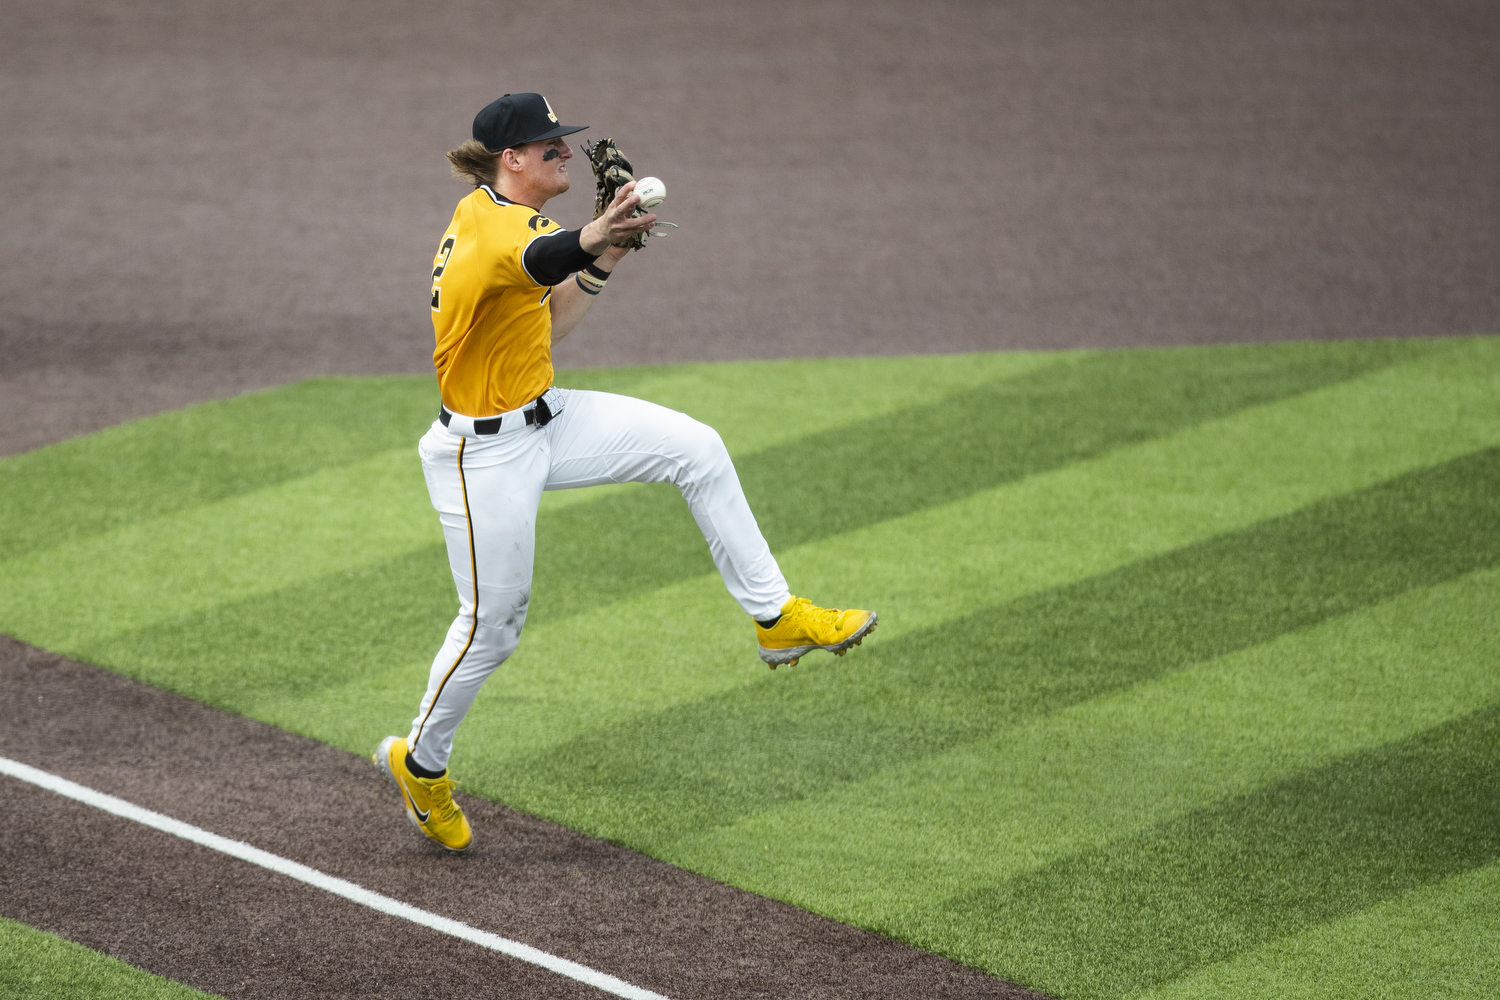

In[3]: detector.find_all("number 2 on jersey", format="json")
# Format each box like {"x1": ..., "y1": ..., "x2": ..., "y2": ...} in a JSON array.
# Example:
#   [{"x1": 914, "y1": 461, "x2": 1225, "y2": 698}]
[{"x1": 431, "y1": 235, "x2": 456, "y2": 312}]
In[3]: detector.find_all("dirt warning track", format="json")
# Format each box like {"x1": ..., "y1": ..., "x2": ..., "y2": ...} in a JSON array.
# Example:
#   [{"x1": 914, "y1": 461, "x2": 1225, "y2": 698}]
[
  {"x1": 2, "y1": 0, "x2": 1496, "y2": 456},
  {"x1": 0, "y1": 637, "x2": 1044, "y2": 999}
]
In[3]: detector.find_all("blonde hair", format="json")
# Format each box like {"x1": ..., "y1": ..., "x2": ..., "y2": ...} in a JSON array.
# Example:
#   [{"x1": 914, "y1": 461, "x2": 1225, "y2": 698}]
[{"x1": 446, "y1": 139, "x2": 501, "y2": 188}]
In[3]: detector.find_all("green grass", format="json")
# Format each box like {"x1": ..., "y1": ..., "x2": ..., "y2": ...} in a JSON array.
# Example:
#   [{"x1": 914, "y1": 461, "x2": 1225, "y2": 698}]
[
  {"x1": 0, "y1": 918, "x2": 218, "y2": 999},
  {"x1": 492, "y1": 448, "x2": 1500, "y2": 838},
  {"x1": 954, "y1": 704, "x2": 1500, "y2": 997},
  {"x1": 1139, "y1": 861, "x2": 1500, "y2": 999},
  {"x1": 2, "y1": 337, "x2": 1498, "y2": 998}
]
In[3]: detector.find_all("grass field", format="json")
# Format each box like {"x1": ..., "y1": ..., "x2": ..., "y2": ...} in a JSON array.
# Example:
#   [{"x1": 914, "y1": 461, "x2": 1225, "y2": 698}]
[
  {"x1": 3, "y1": 337, "x2": 1499, "y2": 998},
  {"x1": 0, "y1": 917, "x2": 214, "y2": 999}
]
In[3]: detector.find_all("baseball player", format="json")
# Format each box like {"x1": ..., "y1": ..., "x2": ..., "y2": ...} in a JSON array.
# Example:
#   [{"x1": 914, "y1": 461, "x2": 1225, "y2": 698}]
[{"x1": 374, "y1": 93, "x2": 877, "y2": 852}]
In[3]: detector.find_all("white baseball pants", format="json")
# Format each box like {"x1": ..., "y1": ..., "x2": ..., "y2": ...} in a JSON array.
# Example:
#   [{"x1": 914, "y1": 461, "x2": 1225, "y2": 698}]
[{"x1": 406, "y1": 388, "x2": 791, "y2": 771}]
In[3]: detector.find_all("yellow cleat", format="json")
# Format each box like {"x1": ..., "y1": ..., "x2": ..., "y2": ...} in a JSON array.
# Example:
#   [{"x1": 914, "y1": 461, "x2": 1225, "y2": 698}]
[
  {"x1": 372, "y1": 736, "x2": 473, "y2": 853},
  {"x1": 756, "y1": 596, "x2": 878, "y2": 669}
]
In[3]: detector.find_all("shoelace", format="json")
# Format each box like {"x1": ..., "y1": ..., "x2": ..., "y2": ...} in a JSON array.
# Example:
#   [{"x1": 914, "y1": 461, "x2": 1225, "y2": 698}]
[
  {"x1": 787, "y1": 598, "x2": 842, "y2": 625},
  {"x1": 427, "y1": 777, "x2": 462, "y2": 823}
]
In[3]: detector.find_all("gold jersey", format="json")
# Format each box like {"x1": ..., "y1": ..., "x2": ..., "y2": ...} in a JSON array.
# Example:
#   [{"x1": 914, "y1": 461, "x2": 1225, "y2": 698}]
[{"x1": 429, "y1": 184, "x2": 567, "y2": 416}]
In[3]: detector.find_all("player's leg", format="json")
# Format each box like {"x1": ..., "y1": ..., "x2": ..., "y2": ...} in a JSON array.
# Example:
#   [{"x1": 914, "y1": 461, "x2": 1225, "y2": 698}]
[
  {"x1": 542, "y1": 389, "x2": 876, "y2": 666},
  {"x1": 374, "y1": 419, "x2": 547, "y2": 852},
  {"x1": 408, "y1": 423, "x2": 546, "y2": 768},
  {"x1": 542, "y1": 389, "x2": 788, "y2": 616}
]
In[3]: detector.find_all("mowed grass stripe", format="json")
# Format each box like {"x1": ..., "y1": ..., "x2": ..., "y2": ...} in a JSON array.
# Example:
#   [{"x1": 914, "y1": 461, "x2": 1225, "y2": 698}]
[
  {"x1": 0, "y1": 352, "x2": 1067, "y2": 650},
  {"x1": 0, "y1": 352, "x2": 1063, "y2": 565},
  {"x1": 679, "y1": 566, "x2": 1500, "y2": 972},
  {"x1": 528, "y1": 338, "x2": 1440, "y2": 625},
  {"x1": 62, "y1": 338, "x2": 1500, "y2": 762},
  {"x1": 487, "y1": 447, "x2": 1500, "y2": 838},
  {"x1": 563, "y1": 351, "x2": 1071, "y2": 460},
  {"x1": 0, "y1": 377, "x2": 437, "y2": 564},
  {"x1": 71, "y1": 546, "x2": 455, "y2": 712},
  {"x1": 947, "y1": 704, "x2": 1500, "y2": 1000},
  {"x1": 0, "y1": 916, "x2": 218, "y2": 999},
  {"x1": 776, "y1": 335, "x2": 1500, "y2": 638},
  {"x1": 1137, "y1": 861, "x2": 1500, "y2": 999},
  {"x1": 0, "y1": 449, "x2": 441, "y2": 648}
]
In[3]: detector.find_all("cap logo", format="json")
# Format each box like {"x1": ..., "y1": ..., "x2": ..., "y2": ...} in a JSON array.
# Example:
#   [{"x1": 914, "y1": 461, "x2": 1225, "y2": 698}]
[{"x1": 543, "y1": 96, "x2": 559, "y2": 124}]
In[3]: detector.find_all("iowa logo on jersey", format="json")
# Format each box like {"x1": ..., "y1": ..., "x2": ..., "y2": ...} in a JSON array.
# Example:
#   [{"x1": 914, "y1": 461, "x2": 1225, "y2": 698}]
[
  {"x1": 527, "y1": 215, "x2": 553, "y2": 231},
  {"x1": 543, "y1": 96, "x2": 558, "y2": 123}
]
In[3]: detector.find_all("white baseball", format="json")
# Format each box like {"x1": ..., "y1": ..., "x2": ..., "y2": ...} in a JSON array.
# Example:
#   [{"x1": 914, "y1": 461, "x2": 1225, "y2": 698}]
[{"x1": 633, "y1": 176, "x2": 666, "y2": 210}]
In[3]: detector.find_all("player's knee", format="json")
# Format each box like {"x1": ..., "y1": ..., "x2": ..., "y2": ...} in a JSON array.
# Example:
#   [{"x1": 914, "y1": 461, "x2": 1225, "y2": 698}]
[
  {"x1": 676, "y1": 420, "x2": 732, "y2": 482},
  {"x1": 474, "y1": 589, "x2": 530, "y2": 637}
]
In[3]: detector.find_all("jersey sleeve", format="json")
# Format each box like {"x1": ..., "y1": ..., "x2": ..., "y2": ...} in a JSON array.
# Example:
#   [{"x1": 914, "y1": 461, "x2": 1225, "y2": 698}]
[
  {"x1": 521, "y1": 228, "x2": 600, "y2": 287},
  {"x1": 485, "y1": 208, "x2": 596, "y2": 289}
]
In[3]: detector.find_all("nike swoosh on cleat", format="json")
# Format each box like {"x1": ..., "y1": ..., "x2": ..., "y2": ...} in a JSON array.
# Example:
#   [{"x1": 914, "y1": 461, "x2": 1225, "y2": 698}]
[{"x1": 402, "y1": 786, "x2": 430, "y2": 823}]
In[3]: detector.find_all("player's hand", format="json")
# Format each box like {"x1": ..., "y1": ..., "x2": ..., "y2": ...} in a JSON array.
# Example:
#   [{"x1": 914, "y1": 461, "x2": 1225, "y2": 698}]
[{"x1": 580, "y1": 182, "x2": 658, "y2": 254}]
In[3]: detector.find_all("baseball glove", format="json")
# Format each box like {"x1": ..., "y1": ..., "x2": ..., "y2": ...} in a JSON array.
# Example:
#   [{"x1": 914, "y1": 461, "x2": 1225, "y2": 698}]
[{"x1": 582, "y1": 138, "x2": 675, "y2": 250}]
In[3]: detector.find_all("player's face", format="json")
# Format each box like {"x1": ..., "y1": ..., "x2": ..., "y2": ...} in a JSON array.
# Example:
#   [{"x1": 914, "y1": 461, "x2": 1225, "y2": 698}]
[{"x1": 522, "y1": 138, "x2": 573, "y2": 199}]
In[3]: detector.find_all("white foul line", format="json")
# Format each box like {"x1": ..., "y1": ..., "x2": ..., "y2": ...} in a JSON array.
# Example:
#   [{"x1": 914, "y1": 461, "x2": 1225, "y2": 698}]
[{"x1": 0, "y1": 755, "x2": 669, "y2": 1000}]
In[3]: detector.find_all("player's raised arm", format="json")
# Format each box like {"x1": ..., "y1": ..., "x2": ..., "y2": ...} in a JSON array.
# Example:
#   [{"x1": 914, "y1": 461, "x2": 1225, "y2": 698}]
[
  {"x1": 579, "y1": 182, "x2": 656, "y2": 254},
  {"x1": 548, "y1": 184, "x2": 656, "y2": 340}
]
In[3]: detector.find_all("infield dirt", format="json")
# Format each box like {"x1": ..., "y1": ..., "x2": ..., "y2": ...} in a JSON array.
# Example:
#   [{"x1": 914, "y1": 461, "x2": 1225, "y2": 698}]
[{"x1": 2, "y1": 1, "x2": 1497, "y2": 997}]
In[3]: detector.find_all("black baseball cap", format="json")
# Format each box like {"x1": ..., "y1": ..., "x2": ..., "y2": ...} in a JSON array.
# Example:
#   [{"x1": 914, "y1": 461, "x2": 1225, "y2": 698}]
[{"x1": 473, "y1": 93, "x2": 588, "y2": 152}]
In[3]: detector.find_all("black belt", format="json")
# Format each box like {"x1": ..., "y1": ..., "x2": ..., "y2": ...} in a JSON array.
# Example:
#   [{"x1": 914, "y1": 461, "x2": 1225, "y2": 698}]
[{"x1": 439, "y1": 396, "x2": 553, "y2": 434}]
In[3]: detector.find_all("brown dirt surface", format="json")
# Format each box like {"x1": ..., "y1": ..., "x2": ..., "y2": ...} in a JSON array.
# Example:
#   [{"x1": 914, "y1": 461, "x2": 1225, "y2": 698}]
[
  {"x1": 2, "y1": 1, "x2": 1497, "y2": 996},
  {"x1": 2, "y1": 0, "x2": 1496, "y2": 457},
  {"x1": 0, "y1": 636, "x2": 1045, "y2": 999}
]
